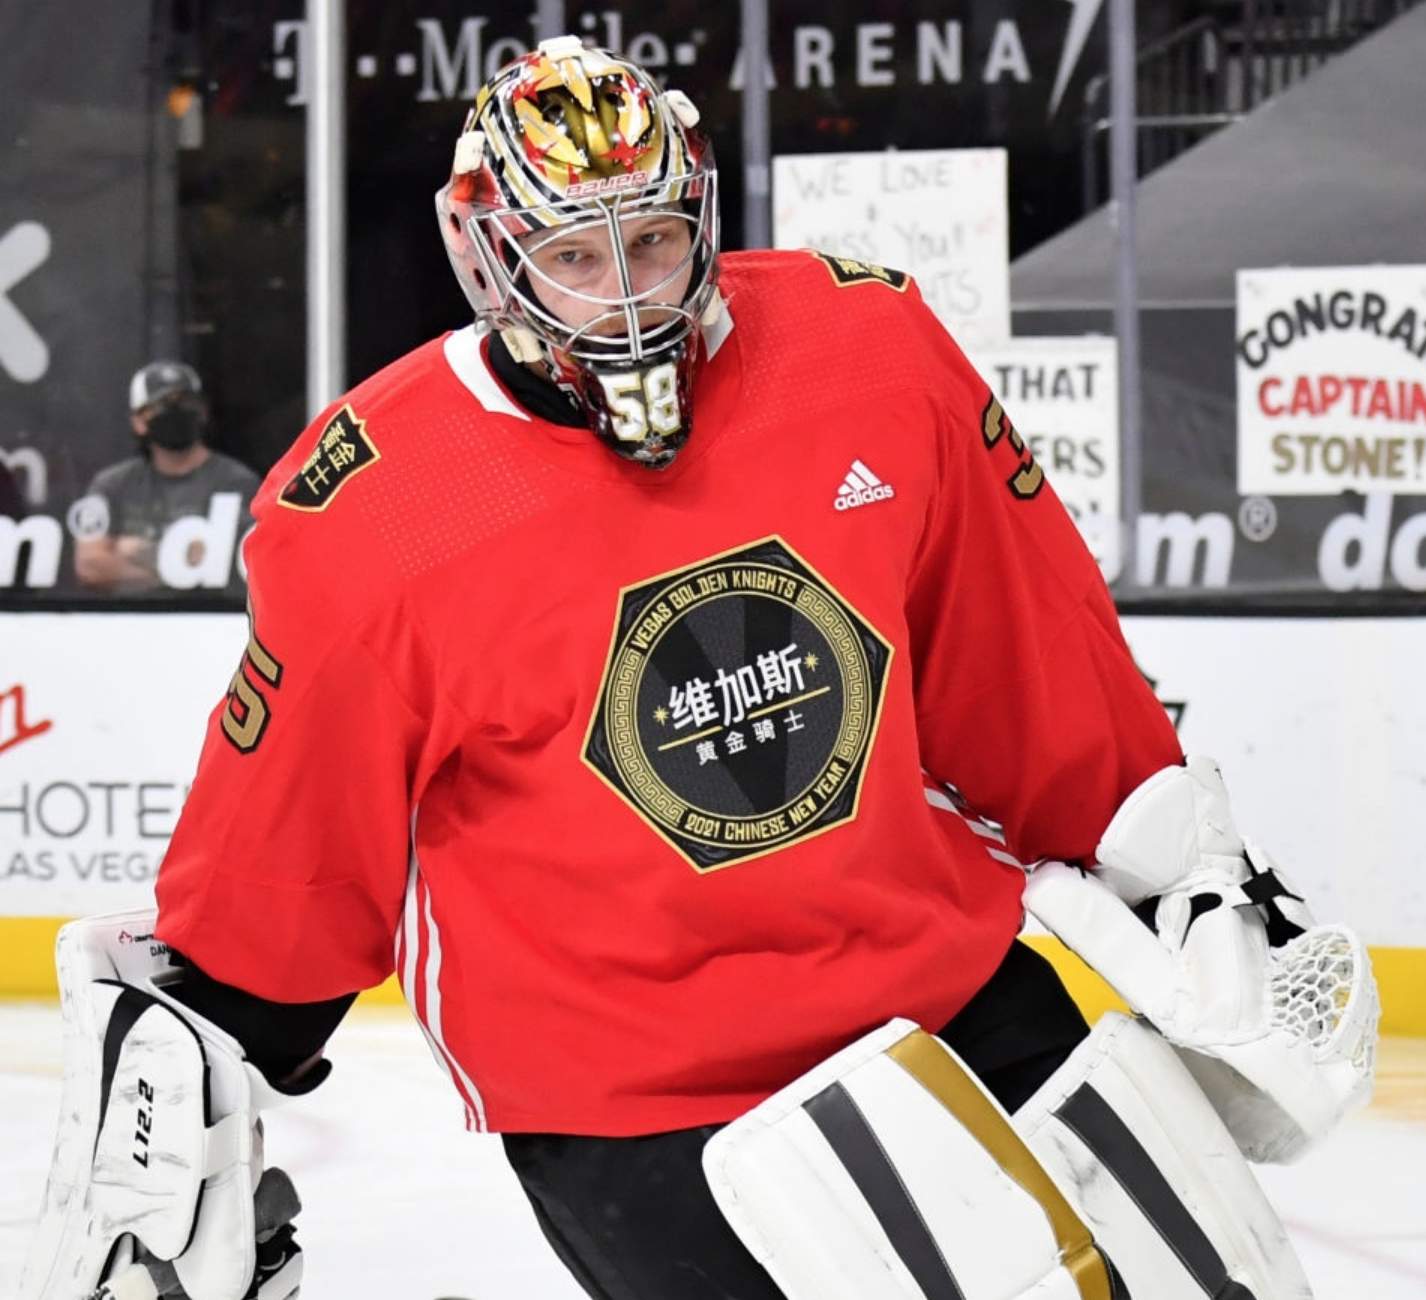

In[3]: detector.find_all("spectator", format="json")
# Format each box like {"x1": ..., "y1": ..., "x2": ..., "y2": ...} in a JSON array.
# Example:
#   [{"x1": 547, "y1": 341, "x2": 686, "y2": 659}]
[{"x1": 72, "y1": 361, "x2": 259, "y2": 595}]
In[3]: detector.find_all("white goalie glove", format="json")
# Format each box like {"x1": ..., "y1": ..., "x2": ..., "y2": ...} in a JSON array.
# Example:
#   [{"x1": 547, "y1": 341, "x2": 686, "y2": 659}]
[
  {"x1": 1024, "y1": 756, "x2": 1379, "y2": 1163},
  {"x1": 21, "y1": 910, "x2": 307, "y2": 1300}
]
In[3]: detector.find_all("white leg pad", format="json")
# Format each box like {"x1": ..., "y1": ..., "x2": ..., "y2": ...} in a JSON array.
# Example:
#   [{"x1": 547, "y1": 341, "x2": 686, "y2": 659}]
[
  {"x1": 1017, "y1": 1014, "x2": 1313, "y2": 1299},
  {"x1": 705, "y1": 1013, "x2": 1314, "y2": 1300},
  {"x1": 704, "y1": 1019, "x2": 1113, "y2": 1300}
]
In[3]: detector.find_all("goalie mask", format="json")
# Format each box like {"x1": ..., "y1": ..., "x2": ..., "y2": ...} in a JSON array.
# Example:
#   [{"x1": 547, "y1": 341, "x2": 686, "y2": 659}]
[{"x1": 435, "y1": 36, "x2": 721, "y2": 469}]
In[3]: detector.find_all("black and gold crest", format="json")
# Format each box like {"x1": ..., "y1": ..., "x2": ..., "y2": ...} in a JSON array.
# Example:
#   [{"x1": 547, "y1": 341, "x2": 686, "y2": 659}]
[
  {"x1": 809, "y1": 250, "x2": 910, "y2": 292},
  {"x1": 279, "y1": 404, "x2": 380, "y2": 513},
  {"x1": 584, "y1": 537, "x2": 894, "y2": 872}
]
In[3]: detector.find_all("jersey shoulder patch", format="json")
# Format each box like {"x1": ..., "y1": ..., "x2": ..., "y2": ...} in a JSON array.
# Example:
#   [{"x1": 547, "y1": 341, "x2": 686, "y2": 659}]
[
  {"x1": 278, "y1": 404, "x2": 380, "y2": 513},
  {"x1": 806, "y1": 250, "x2": 910, "y2": 293}
]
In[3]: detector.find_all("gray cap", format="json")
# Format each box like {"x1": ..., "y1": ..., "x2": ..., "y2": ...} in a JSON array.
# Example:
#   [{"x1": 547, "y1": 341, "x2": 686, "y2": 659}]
[{"x1": 129, "y1": 360, "x2": 202, "y2": 412}]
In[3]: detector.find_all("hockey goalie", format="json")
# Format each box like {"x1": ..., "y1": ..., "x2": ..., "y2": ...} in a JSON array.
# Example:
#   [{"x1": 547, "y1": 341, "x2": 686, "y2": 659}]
[
  {"x1": 21, "y1": 759, "x2": 1377, "y2": 1299},
  {"x1": 19, "y1": 33, "x2": 1377, "y2": 1300}
]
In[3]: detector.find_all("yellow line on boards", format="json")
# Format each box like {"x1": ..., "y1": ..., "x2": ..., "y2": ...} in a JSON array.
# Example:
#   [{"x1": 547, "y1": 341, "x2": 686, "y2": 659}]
[{"x1": 1, "y1": 918, "x2": 1423, "y2": 1033}]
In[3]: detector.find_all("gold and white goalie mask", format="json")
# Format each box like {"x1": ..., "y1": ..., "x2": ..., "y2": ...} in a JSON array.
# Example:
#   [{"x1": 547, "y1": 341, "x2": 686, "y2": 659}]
[{"x1": 435, "y1": 36, "x2": 722, "y2": 469}]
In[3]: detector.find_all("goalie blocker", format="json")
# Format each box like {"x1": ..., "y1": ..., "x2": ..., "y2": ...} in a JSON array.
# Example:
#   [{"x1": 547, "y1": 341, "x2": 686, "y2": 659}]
[
  {"x1": 21, "y1": 911, "x2": 307, "y2": 1300},
  {"x1": 703, "y1": 1012, "x2": 1311, "y2": 1300}
]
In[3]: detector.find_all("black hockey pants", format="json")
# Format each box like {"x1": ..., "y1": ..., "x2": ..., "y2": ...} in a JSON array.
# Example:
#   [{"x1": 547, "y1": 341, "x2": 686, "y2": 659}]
[{"x1": 502, "y1": 940, "x2": 1090, "y2": 1300}]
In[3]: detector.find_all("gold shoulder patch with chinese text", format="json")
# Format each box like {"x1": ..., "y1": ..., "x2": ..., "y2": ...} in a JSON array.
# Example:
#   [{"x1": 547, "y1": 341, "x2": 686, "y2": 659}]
[
  {"x1": 278, "y1": 404, "x2": 380, "y2": 513},
  {"x1": 808, "y1": 250, "x2": 910, "y2": 292}
]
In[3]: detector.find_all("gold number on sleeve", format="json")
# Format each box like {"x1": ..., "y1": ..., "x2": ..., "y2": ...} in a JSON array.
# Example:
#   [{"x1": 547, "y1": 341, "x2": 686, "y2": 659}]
[
  {"x1": 981, "y1": 396, "x2": 1045, "y2": 500},
  {"x1": 220, "y1": 602, "x2": 284, "y2": 754}
]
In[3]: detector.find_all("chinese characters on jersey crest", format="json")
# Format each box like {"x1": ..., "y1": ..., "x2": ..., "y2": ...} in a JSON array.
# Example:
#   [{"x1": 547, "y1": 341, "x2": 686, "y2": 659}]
[{"x1": 584, "y1": 536, "x2": 893, "y2": 871}]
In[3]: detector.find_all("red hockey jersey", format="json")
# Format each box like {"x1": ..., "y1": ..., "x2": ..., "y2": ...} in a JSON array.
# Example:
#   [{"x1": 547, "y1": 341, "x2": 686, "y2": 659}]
[{"x1": 155, "y1": 250, "x2": 1181, "y2": 1135}]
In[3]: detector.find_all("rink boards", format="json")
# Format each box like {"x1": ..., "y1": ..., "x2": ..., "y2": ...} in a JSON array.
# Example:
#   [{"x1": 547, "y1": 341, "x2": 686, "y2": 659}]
[{"x1": 1, "y1": 611, "x2": 1423, "y2": 1031}]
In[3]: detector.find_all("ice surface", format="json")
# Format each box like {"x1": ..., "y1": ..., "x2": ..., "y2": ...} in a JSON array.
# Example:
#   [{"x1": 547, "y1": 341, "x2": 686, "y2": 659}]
[{"x1": 3, "y1": 1004, "x2": 1422, "y2": 1299}]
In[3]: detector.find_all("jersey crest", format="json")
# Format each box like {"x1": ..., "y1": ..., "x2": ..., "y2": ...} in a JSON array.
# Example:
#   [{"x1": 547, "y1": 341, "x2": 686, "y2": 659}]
[
  {"x1": 809, "y1": 251, "x2": 910, "y2": 293},
  {"x1": 584, "y1": 536, "x2": 893, "y2": 872},
  {"x1": 279, "y1": 405, "x2": 380, "y2": 513}
]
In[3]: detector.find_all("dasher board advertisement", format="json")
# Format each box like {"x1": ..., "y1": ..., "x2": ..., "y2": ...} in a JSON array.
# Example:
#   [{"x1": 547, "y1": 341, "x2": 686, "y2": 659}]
[
  {"x1": 0, "y1": 614, "x2": 244, "y2": 917},
  {"x1": 773, "y1": 148, "x2": 1010, "y2": 348},
  {"x1": 1123, "y1": 614, "x2": 1426, "y2": 948},
  {"x1": 1237, "y1": 265, "x2": 1426, "y2": 495},
  {"x1": 3, "y1": 611, "x2": 1425, "y2": 953}
]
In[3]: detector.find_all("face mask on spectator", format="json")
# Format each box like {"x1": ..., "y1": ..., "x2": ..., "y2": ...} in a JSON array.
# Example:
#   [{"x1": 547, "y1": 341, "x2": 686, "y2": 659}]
[{"x1": 143, "y1": 402, "x2": 205, "y2": 451}]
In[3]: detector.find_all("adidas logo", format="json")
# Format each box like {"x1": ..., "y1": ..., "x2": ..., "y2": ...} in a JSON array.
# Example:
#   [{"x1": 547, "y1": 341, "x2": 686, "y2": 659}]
[{"x1": 834, "y1": 459, "x2": 896, "y2": 511}]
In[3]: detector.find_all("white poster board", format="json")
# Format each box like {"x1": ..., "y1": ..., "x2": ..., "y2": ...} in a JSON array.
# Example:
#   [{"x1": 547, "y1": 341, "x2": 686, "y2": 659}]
[
  {"x1": 969, "y1": 336, "x2": 1120, "y2": 577},
  {"x1": 773, "y1": 148, "x2": 1010, "y2": 348},
  {"x1": 1237, "y1": 265, "x2": 1426, "y2": 495}
]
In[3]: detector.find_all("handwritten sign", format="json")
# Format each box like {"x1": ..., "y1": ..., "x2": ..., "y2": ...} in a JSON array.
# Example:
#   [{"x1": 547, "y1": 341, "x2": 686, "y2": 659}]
[
  {"x1": 1237, "y1": 265, "x2": 1426, "y2": 495},
  {"x1": 773, "y1": 148, "x2": 1010, "y2": 348},
  {"x1": 969, "y1": 337, "x2": 1120, "y2": 576}
]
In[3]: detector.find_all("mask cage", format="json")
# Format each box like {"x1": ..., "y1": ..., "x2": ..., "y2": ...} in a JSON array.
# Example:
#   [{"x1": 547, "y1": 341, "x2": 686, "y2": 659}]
[{"x1": 467, "y1": 171, "x2": 720, "y2": 367}]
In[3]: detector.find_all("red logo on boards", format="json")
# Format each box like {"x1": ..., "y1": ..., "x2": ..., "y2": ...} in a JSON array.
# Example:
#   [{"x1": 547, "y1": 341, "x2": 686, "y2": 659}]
[{"x1": 0, "y1": 683, "x2": 53, "y2": 757}]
